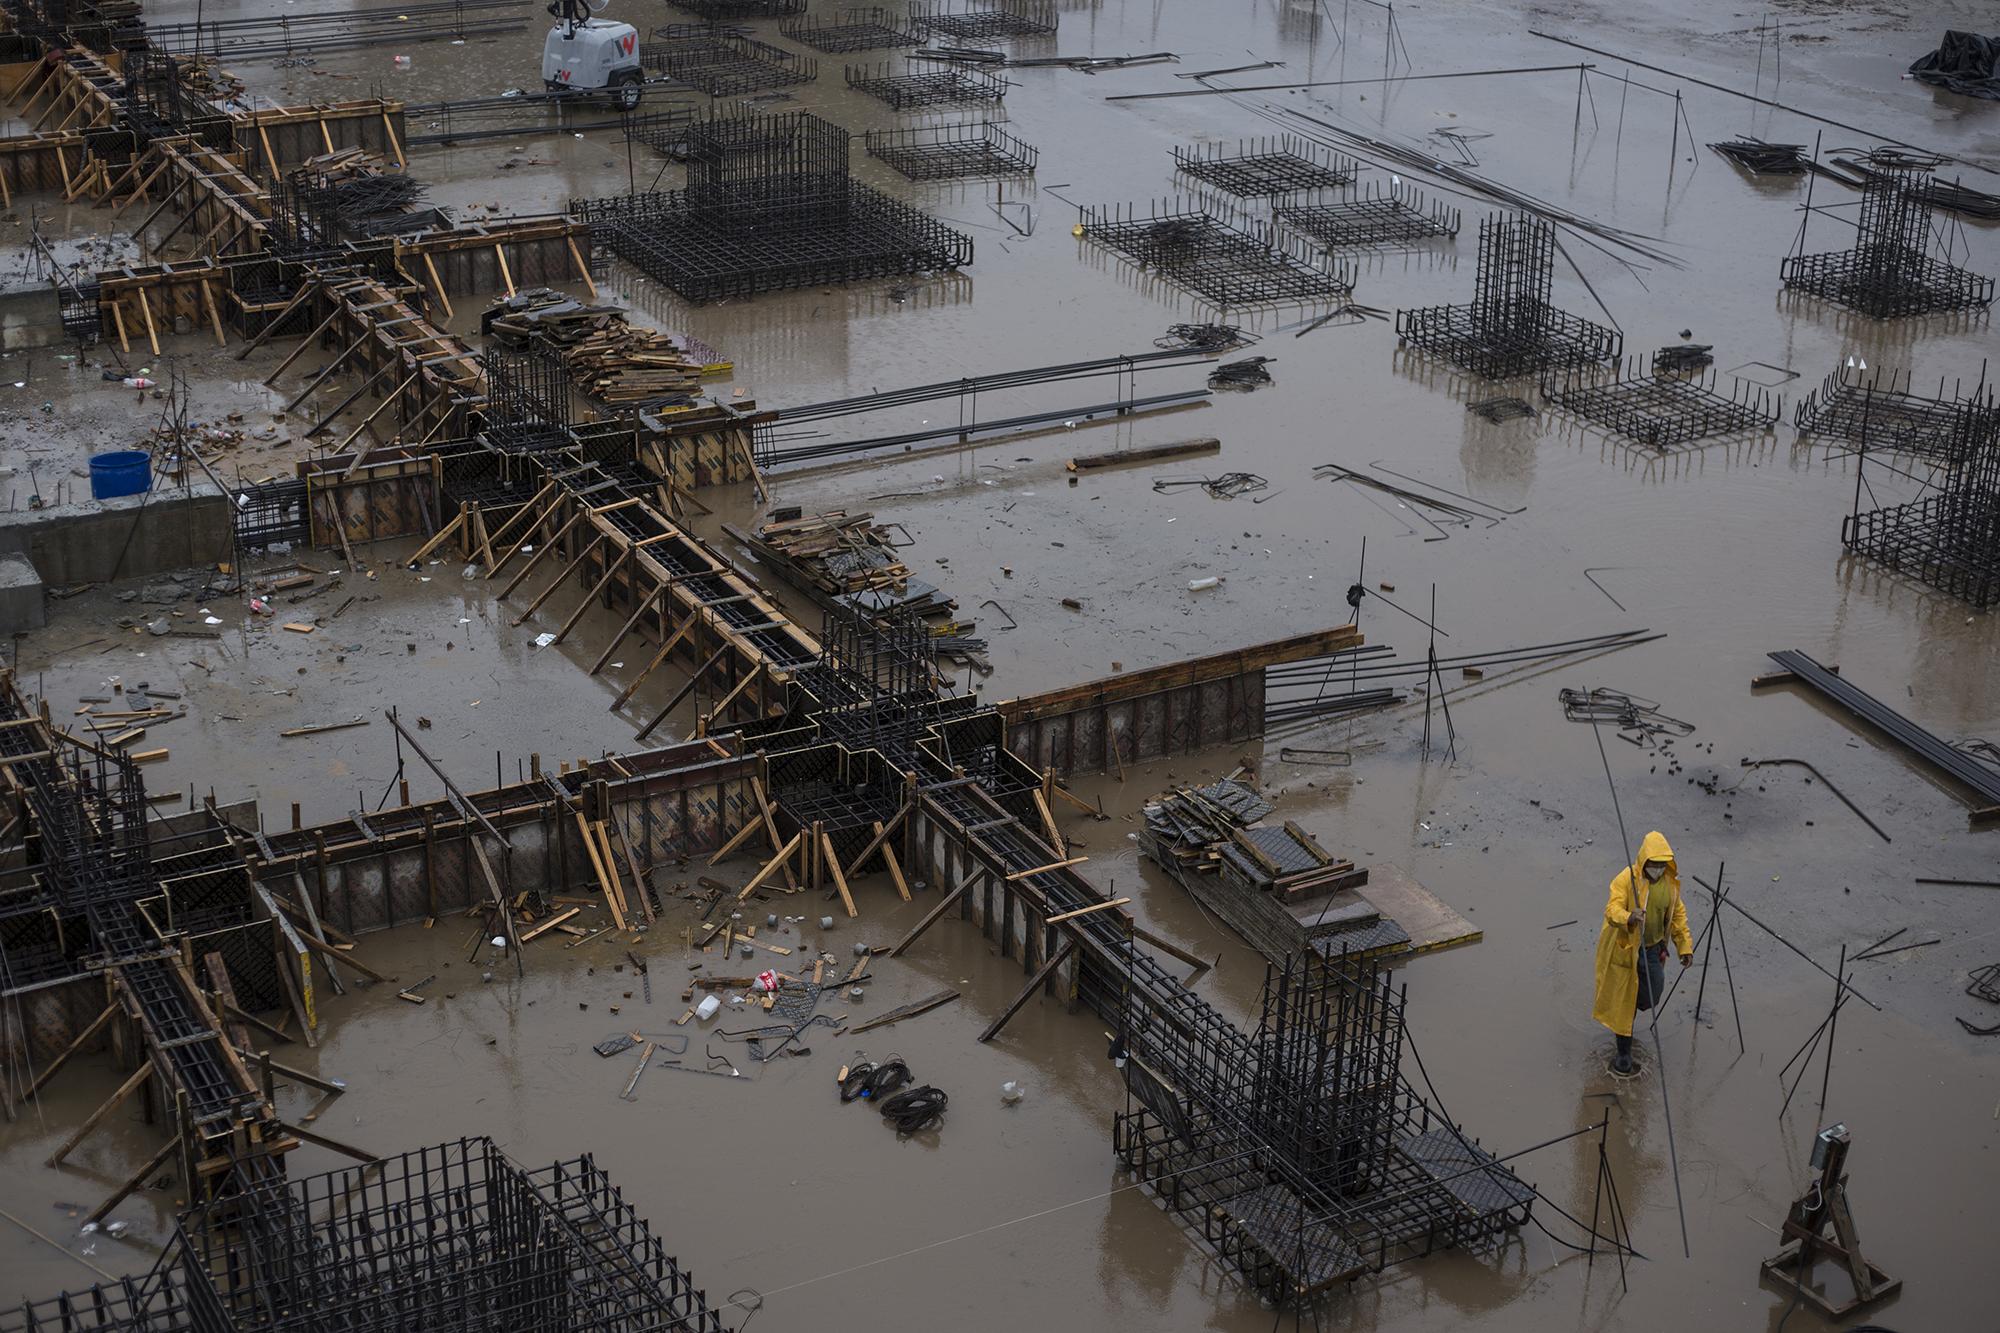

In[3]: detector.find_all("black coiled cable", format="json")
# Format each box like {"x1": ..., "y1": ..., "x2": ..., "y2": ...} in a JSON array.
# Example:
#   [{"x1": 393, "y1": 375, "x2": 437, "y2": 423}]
[
  {"x1": 878, "y1": 1084, "x2": 949, "y2": 1133},
  {"x1": 839, "y1": 1058, "x2": 911, "y2": 1103}
]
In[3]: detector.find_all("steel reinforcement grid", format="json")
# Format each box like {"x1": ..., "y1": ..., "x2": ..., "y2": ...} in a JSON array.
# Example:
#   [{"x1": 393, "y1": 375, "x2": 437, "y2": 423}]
[
  {"x1": 1794, "y1": 365, "x2": 1998, "y2": 463},
  {"x1": 780, "y1": 6, "x2": 921, "y2": 52},
  {"x1": 1079, "y1": 200, "x2": 1353, "y2": 308},
  {"x1": 844, "y1": 60, "x2": 1006, "y2": 109},
  {"x1": 1541, "y1": 357, "x2": 1782, "y2": 450},
  {"x1": 862, "y1": 119, "x2": 1037, "y2": 180},
  {"x1": 1276, "y1": 183, "x2": 1460, "y2": 249},
  {"x1": 1172, "y1": 135, "x2": 1356, "y2": 197}
]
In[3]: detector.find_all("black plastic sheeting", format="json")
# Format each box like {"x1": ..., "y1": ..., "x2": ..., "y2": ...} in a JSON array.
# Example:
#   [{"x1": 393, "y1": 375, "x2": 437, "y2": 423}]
[{"x1": 1909, "y1": 30, "x2": 2000, "y2": 100}]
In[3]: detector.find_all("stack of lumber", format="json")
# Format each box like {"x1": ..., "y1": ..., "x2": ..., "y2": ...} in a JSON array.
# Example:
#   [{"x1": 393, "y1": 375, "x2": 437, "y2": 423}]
[
  {"x1": 485, "y1": 288, "x2": 729, "y2": 408},
  {"x1": 738, "y1": 510, "x2": 954, "y2": 618},
  {"x1": 1140, "y1": 780, "x2": 1409, "y2": 961}
]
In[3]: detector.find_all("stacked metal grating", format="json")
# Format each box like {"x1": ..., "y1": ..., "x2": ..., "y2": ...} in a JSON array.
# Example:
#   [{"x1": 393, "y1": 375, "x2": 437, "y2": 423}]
[
  {"x1": 908, "y1": 0, "x2": 1056, "y2": 40},
  {"x1": 780, "y1": 6, "x2": 922, "y2": 52},
  {"x1": 644, "y1": 26, "x2": 817, "y2": 97},
  {"x1": 1780, "y1": 154, "x2": 1995, "y2": 318},
  {"x1": 2, "y1": 1137, "x2": 733, "y2": 1333},
  {"x1": 1794, "y1": 364, "x2": 1999, "y2": 464},
  {"x1": 1277, "y1": 182, "x2": 1461, "y2": 249},
  {"x1": 1841, "y1": 400, "x2": 2000, "y2": 608},
  {"x1": 844, "y1": 59, "x2": 1007, "y2": 108},
  {"x1": 573, "y1": 111, "x2": 972, "y2": 302},
  {"x1": 1172, "y1": 135, "x2": 1357, "y2": 197},
  {"x1": 1078, "y1": 199, "x2": 1353, "y2": 308},
  {"x1": 862, "y1": 119, "x2": 1036, "y2": 179},
  {"x1": 1395, "y1": 213, "x2": 1620, "y2": 379},
  {"x1": 663, "y1": 0, "x2": 804, "y2": 17},
  {"x1": 1541, "y1": 355, "x2": 1782, "y2": 450},
  {"x1": 1112, "y1": 949, "x2": 1533, "y2": 1304}
]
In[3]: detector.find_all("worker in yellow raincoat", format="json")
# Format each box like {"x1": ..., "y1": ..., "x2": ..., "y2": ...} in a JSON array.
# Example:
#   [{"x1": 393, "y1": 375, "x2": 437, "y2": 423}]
[{"x1": 1592, "y1": 830, "x2": 1695, "y2": 1075}]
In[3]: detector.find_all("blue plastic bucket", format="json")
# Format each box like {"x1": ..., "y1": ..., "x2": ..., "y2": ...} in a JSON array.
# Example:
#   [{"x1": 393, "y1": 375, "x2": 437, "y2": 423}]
[{"x1": 89, "y1": 451, "x2": 150, "y2": 500}]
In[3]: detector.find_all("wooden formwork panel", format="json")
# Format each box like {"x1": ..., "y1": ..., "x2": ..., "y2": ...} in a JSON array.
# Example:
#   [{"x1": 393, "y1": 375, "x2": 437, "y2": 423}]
[
  {"x1": 0, "y1": 974, "x2": 107, "y2": 1069},
  {"x1": 305, "y1": 457, "x2": 437, "y2": 549}
]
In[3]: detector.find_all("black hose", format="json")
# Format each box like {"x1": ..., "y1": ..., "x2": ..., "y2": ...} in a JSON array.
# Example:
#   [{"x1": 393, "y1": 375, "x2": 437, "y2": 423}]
[
  {"x1": 878, "y1": 1085, "x2": 949, "y2": 1133},
  {"x1": 839, "y1": 1057, "x2": 912, "y2": 1102}
]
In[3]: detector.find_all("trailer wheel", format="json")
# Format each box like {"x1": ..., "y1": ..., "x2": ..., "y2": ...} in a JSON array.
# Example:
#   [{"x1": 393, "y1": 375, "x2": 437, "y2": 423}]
[{"x1": 615, "y1": 74, "x2": 642, "y2": 111}]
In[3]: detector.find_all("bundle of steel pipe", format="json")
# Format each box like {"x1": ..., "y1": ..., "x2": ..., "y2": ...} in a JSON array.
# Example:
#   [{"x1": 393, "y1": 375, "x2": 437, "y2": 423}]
[
  {"x1": 757, "y1": 388, "x2": 1212, "y2": 467},
  {"x1": 771, "y1": 349, "x2": 1211, "y2": 423}
]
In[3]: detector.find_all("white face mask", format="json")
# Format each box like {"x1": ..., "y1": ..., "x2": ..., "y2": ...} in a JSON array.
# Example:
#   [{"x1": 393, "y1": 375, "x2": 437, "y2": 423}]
[{"x1": 1644, "y1": 864, "x2": 1666, "y2": 882}]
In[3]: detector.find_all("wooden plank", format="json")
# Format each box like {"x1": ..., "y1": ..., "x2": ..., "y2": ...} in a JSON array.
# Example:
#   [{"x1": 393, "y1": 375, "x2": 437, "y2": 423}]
[
  {"x1": 1044, "y1": 897, "x2": 1130, "y2": 926},
  {"x1": 822, "y1": 829, "x2": 857, "y2": 918},
  {"x1": 1352, "y1": 862, "x2": 1481, "y2": 955},
  {"x1": 576, "y1": 811, "x2": 627, "y2": 931},
  {"x1": 848, "y1": 988, "x2": 959, "y2": 1036},
  {"x1": 1067, "y1": 437, "x2": 1220, "y2": 471},
  {"x1": 732, "y1": 830, "x2": 803, "y2": 903},
  {"x1": 877, "y1": 828, "x2": 913, "y2": 902},
  {"x1": 520, "y1": 906, "x2": 581, "y2": 941},
  {"x1": 888, "y1": 882, "x2": 968, "y2": 957},
  {"x1": 13, "y1": 1003, "x2": 117, "y2": 1106},
  {"x1": 751, "y1": 776, "x2": 798, "y2": 888},
  {"x1": 1005, "y1": 856, "x2": 1088, "y2": 882},
  {"x1": 48, "y1": 1063, "x2": 151, "y2": 1166}
]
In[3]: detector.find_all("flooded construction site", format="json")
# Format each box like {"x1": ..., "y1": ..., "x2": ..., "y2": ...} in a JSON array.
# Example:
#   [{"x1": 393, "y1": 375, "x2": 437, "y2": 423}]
[{"x1": 2, "y1": 0, "x2": 1998, "y2": 1327}]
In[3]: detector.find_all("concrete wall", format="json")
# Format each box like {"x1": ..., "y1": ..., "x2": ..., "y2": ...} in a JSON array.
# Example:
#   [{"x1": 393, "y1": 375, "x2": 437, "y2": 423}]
[{"x1": 0, "y1": 479, "x2": 233, "y2": 588}]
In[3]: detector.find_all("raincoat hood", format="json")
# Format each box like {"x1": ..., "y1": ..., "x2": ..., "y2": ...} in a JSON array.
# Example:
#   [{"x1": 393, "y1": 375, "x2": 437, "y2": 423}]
[{"x1": 1634, "y1": 831, "x2": 1676, "y2": 877}]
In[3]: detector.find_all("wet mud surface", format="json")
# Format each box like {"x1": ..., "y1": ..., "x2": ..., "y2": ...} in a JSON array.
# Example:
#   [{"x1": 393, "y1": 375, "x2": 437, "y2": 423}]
[{"x1": 5, "y1": 0, "x2": 2000, "y2": 1328}]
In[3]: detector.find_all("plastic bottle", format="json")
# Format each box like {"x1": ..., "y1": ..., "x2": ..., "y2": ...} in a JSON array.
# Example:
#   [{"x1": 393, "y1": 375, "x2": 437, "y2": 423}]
[{"x1": 695, "y1": 995, "x2": 721, "y2": 1021}]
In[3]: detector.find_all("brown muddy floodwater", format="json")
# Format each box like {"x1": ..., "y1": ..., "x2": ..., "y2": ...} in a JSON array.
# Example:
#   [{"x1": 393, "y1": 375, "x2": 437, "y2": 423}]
[{"x1": 5, "y1": 0, "x2": 2000, "y2": 1329}]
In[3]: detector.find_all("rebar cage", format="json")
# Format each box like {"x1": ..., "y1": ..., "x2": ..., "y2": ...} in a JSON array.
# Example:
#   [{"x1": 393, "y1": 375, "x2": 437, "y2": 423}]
[
  {"x1": 643, "y1": 27, "x2": 817, "y2": 97},
  {"x1": 1842, "y1": 401, "x2": 2000, "y2": 607},
  {"x1": 1781, "y1": 156, "x2": 1996, "y2": 318},
  {"x1": 573, "y1": 111, "x2": 973, "y2": 302},
  {"x1": 1394, "y1": 213, "x2": 1621, "y2": 379},
  {"x1": 1079, "y1": 198, "x2": 1354, "y2": 309}
]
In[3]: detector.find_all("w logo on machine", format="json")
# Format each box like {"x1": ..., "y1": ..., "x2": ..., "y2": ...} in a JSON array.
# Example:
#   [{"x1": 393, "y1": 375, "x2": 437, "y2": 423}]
[
  {"x1": 557, "y1": 68, "x2": 571, "y2": 80},
  {"x1": 619, "y1": 32, "x2": 635, "y2": 55}
]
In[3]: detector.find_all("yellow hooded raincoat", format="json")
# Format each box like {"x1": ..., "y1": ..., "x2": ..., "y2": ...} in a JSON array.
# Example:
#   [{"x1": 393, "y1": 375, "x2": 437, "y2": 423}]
[{"x1": 1591, "y1": 830, "x2": 1694, "y2": 1038}]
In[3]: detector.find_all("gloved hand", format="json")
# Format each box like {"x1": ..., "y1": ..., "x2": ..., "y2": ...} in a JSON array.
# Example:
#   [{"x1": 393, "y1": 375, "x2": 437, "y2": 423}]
[{"x1": 1680, "y1": 953, "x2": 1693, "y2": 969}]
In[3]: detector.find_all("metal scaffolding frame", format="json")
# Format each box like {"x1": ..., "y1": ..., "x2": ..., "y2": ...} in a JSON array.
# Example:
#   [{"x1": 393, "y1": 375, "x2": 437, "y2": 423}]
[
  {"x1": 1781, "y1": 154, "x2": 1995, "y2": 318},
  {"x1": 908, "y1": 0, "x2": 1056, "y2": 39},
  {"x1": 780, "y1": 6, "x2": 921, "y2": 52},
  {"x1": 1276, "y1": 182, "x2": 1461, "y2": 249},
  {"x1": 1394, "y1": 213, "x2": 1621, "y2": 379},
  {"x1": 1794, "y1": 364, "x2": 1998, "y2": 464},
  {"x1": 844, "y1": 60, "x2": 1007, "y2": 109},
  {"x1": 1542, "y1": 355, "x2": 1783, "y2": 450},
  {"x1": 1078, "y1": 198, "x2": 1354, "y2": 308},
  {"x1": 862, "y1": 119, "x2": 1037, "y2": 180},
  {"x1": 1172, "y1": 135, "x2": 1356, "y2": 198}
]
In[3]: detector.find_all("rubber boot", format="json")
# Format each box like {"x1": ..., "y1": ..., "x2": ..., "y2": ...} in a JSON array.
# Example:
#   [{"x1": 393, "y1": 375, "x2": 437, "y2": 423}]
[{"x1": 1609, "y1": 1033, "x2": 1637, "y2": 1077}]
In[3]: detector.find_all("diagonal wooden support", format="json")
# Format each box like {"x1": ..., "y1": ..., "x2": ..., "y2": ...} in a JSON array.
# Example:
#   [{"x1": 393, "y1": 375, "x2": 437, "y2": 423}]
[
  {"x1": 696, "y1": 663, "x2": 761, "y2": 736},
  {"x1": 750, "y1": 776, "x2": 798, "y2": 888},
  {"x1": 405, "y1": 508, "x2": 466, "y2": 566},
  {"x1": 889, "y1": 881, "x2": 971, "y2": 957},
  {"x1": 483, "y1": 482, "x2": 559, "y2": 574},
  {"x1": 510, "y1": 534, "x2": 605, "y2": 627},
  {"x1": 878, "y1": 832, "x2": 913, "y2": 902},
  {"x1": 980, "y1": 940, "x2": 1077, "y2": 1042},
  {"x1": 590, "y1": 587, "x2": 660, "y2": 676},
  {"x1": 733, "y1": 830, "x2": 803, "y2": 903},
  {"x1": 705, "y1": 809, "x2": 764, "y2": 866},
  {"x1": 234, "y1": 280, "x2": 320, "y2": 360},
  {"x1": 334, "y1": 371, "x2": 418, "y2": 453},
  {"x1": 282, "y1": 330, "x2": 373, "y2": 413},
  {"x1": 552, "y1": 546, "x2": 631, "y2": 646},
  {"x1": 497, "y1": 506, "x2": 586, "y2": 599},
  {"x1": 261, "y1": 303, "x2": 346, "y2": 385},
  {"x1": 636, "y1": 643, "x2": 729, "y2": 741},
  {"x1": 308, "y1": 359, "x2": 397, "y2": 437},
  {"x1": 85, "y1": 1137, "x2": 176, "y2": 1227},
  {"x1": 48, "y1": 1063, "x2": 152, "y2": 1167},
  {"x1": 13, "y1": 1003, "x2": 118, "y2": 1106},
  {"x1": 843, "y1": 807, "x2": 908, "y2": 881},
  {"x1": 822, "y1": 829, "x2": 857, "y2": 918},
  {"x1": 609, "y1": 606, "x2": 699, "y2": 709},
  {"x1": 577, "y1": 811, "x2": 628, "y2": 931}
]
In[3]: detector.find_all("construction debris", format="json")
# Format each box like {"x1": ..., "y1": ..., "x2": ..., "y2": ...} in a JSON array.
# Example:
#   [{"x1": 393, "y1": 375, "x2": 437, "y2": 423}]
[{"x1": 484, "y1": 288, "x2": 728, "y2": 408}]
